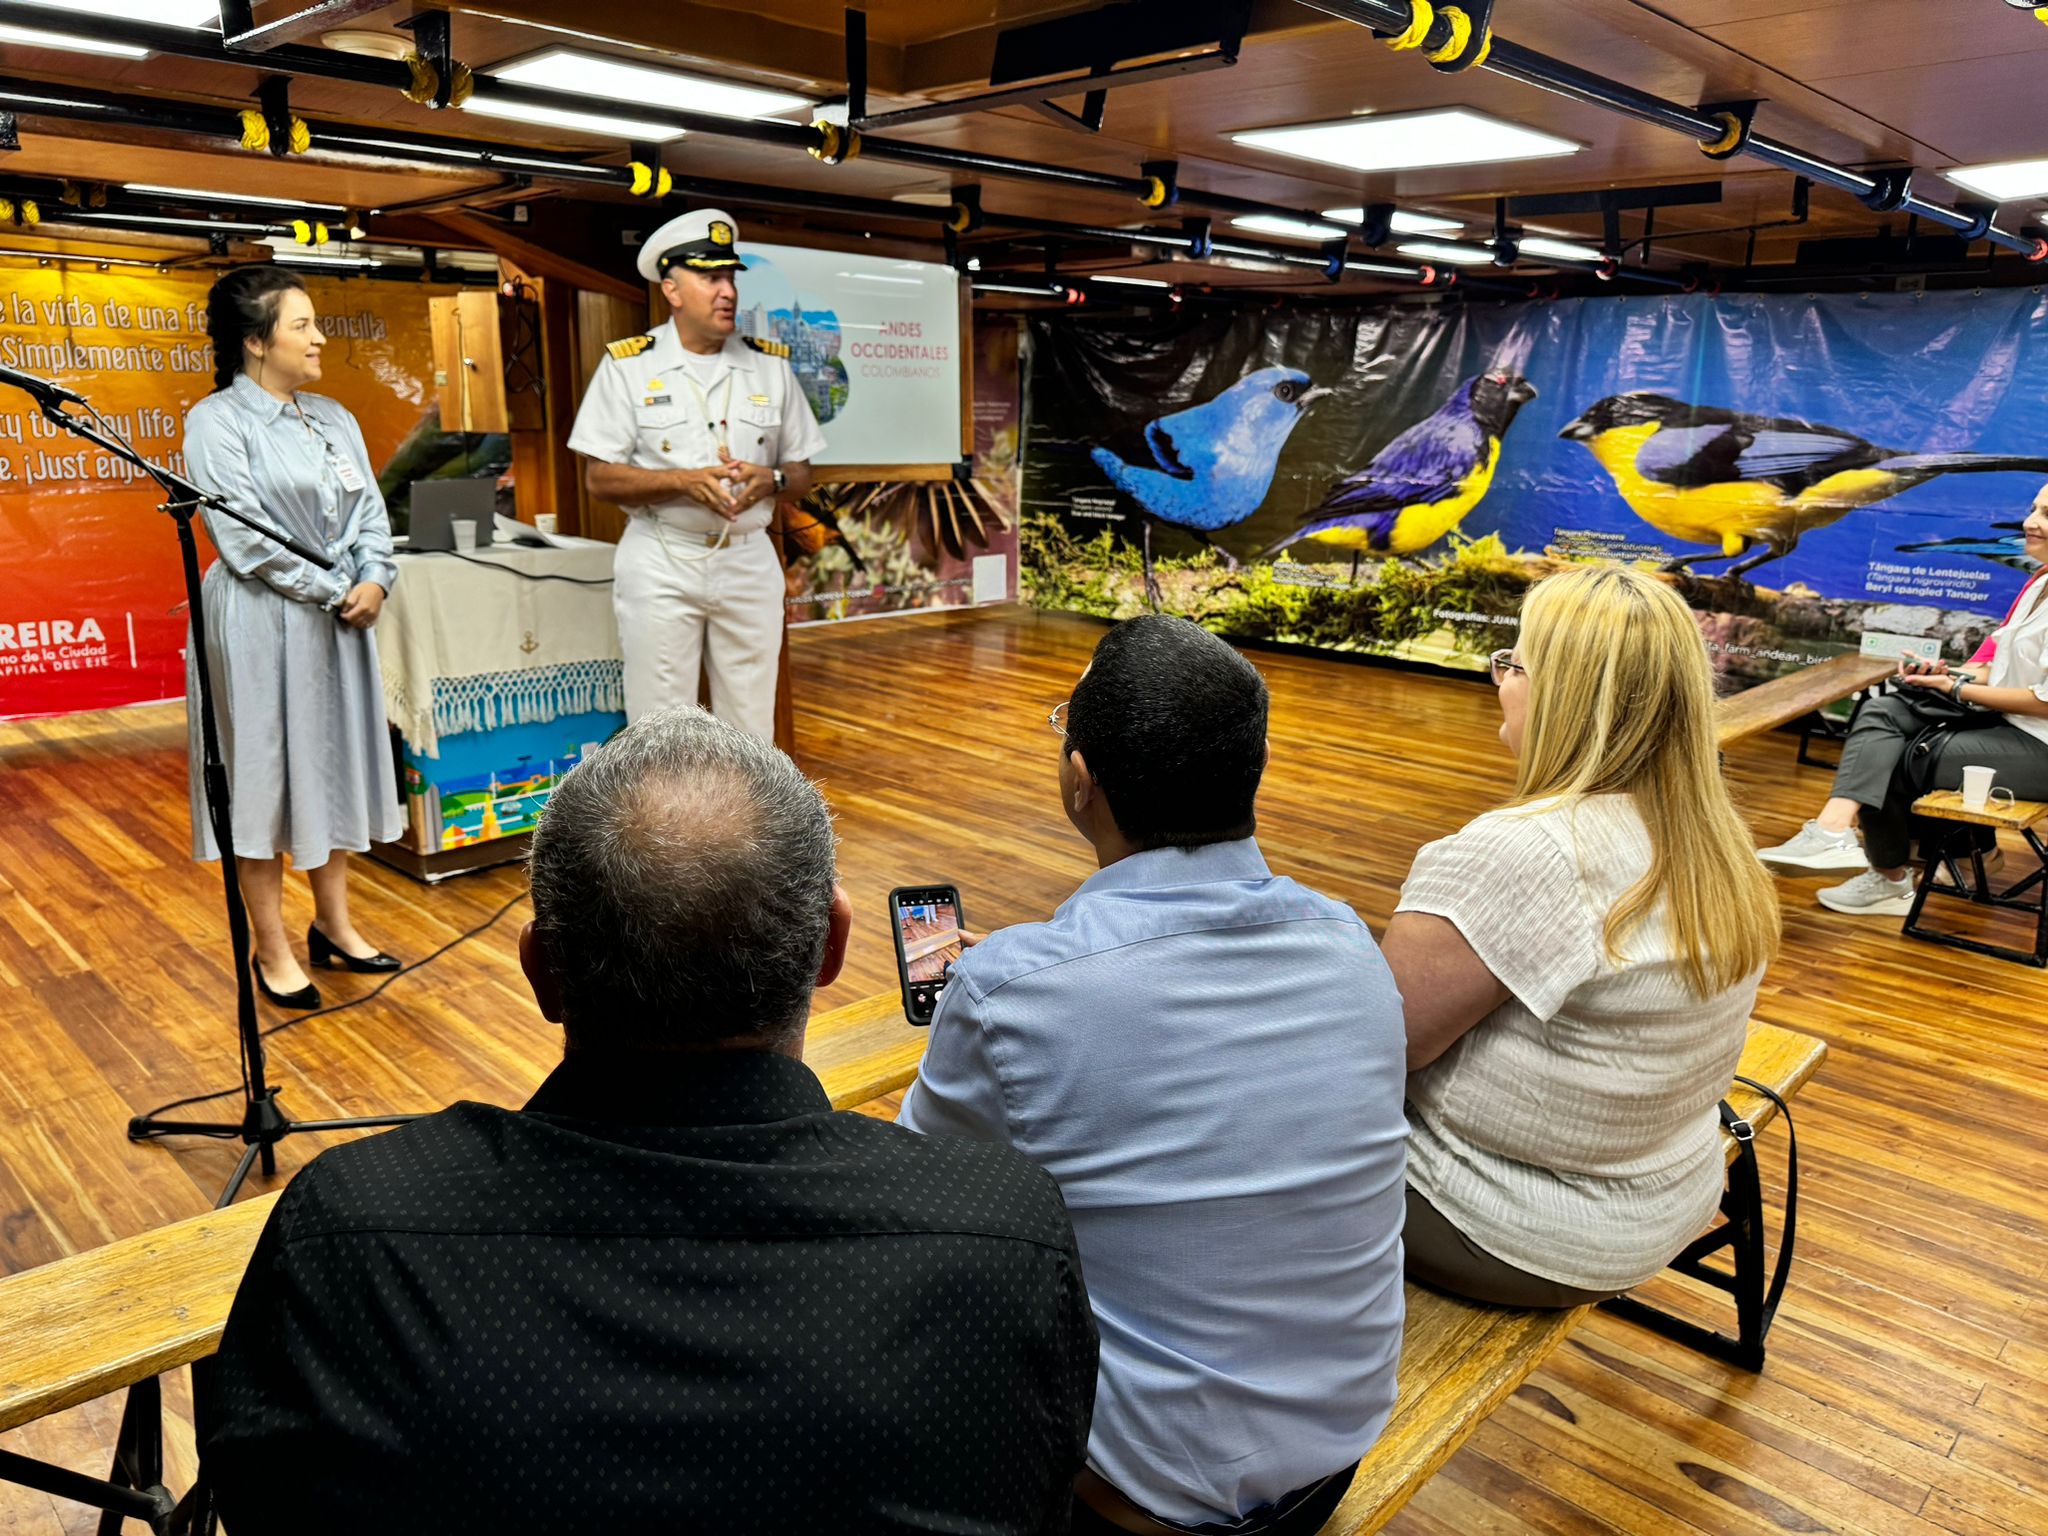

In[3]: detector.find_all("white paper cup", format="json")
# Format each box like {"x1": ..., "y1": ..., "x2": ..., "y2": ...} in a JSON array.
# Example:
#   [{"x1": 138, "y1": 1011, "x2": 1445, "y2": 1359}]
[
  {"x1": 1960, "y1": 764, "x2": 1995, "y2": 810},
  {"x1": 452, "y1": 521, "x2": 479, "y2": 553}
]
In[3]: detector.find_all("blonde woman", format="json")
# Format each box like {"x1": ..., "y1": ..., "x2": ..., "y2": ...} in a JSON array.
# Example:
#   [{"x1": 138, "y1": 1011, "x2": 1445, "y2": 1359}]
[{"x1": 1383, "y1": 567, "x2": 1781, "y2": 1308}]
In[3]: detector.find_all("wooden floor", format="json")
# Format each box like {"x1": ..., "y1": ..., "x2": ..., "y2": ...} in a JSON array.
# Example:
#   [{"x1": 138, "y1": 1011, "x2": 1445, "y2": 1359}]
[{"x1": 2, "y1": 606, "x2": 2044, "y2": 1535}]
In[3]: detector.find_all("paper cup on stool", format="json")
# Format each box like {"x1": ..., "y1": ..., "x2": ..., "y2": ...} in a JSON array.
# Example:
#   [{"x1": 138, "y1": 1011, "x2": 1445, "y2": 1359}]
[
  {"x1": 452, "y1": 521, "x2": 478, "y2": 553},
  {"x1": 1960, "y1": 765, "x2": 1995, "y2": 810}
]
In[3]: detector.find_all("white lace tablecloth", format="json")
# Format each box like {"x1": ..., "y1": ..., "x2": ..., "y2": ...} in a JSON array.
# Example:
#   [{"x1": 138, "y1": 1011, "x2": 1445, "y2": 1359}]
[{"x1": 379, "y1": 533, "x2": 621, "y2": 758}]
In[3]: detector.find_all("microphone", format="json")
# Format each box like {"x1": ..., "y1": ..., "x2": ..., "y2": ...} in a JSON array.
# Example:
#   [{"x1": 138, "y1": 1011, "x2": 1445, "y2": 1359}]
[{"x1": 0, "y1": 363, "x2": 89, "y2": 407}]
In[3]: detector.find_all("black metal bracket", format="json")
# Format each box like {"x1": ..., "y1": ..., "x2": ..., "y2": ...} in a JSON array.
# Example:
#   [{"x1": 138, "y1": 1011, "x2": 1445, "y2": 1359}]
[
  {"x1": 1319, "y1": 233, "x2": 1348, "y2": 280},
  {"x1": 1425, "y1": 0, "x2": 1494, "y2": 72},
  {"x1": 398, "y1": 10, "x2": 456, "y2": 109},
  {"x1": 255, "y1": 75, "x2": 293, "y2": 158},
  {"x1": 947, "y1": 182, "x2": 983, "y2": 234},
  {"x1": 845, "y1": 8, "x2": 867, "y2": 125},
  {"x1": 1181, "y1": 215, "x2": 1213, "y2": 260},
  {"x1": 1696, "y1": 98, "x2": 1759, "y2": 160},
  {"x1": 1903, "y1": 823, "x2": 2048, "y2": 968},
  {"x1": 1140, "y1": 159, "x2": 1179, "y2": 210},
  {"x1": 1602, "y1": 1086, "x2": 1800, "y2": 1370},
  {"x1": 0, "y1": 1375, "x2": 180, "y2": 1533},
  {"x1": 1858, "y1": 166, "x2": 1915, "y2": 213},
  {"x1": 1356, "y1": 203, "x2": 1394, "y2": 248},
  {"x1": 0, "y1": 111, "x2": 16, "y2": 153}
]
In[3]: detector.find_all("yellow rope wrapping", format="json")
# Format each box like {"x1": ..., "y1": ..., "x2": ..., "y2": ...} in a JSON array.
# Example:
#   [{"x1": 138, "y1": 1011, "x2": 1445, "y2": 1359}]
[
  {"x1": 238, "y1": 110, "x2": 269, "y2": 152},
  {"x1": 21, "y1": 201, "x2": 37, "y2": 226},
  {"x1": 287, "y1": 117, "x2": 311, "y2": 155},
  {"x1": 1426, "y1": 7, "x2": 1473, "y2": 64},
  {"x1": 629, "y1": 162, "x2": 653, "y2": 196},
  {"x1": 655, "y1": 167, "x2": 672, "y2": 197},
  {"x1": 841, "y1": 125, "x2": 862, "y2": 161},
  {"x1": 1384, "y1": 0, "x2": 1434, "y2": 50},
  {"x1": 314, "y1": 221, "x2": 329, "y2": 244},
  {"x1": 61, "y1": 183, "x2": 81, "y2": 207},
  {"x1": 947, "y1": 202, "x2": 973, "y2": 233},
  {"x1": 447, "y1": 62, "x2": 474, "y2": 106},
  {"x1": 1141, "y1": 175, "x2": 1169, "y2": 208},
  {"x1": 1470, "y1": 30, "x2": 1491, "y2": 68},
  {"x1": 402, "y1": 54, "x2": 438, "y2": 106},
  {"x1": 291, "y1": 219, "x2": 312, "y2": 244},
  {"x1": 0, "y1": 199, "x2": 13, "y2": 225},
  {"x1": 1699, "y1": 110, "x2": 1744, "y2": 157}
]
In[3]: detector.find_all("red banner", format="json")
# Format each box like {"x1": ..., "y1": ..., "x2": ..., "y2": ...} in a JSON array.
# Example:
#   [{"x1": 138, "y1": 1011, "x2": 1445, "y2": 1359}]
[{"x1": 0, "y1": 262, "x2": 453, "y2": 720}]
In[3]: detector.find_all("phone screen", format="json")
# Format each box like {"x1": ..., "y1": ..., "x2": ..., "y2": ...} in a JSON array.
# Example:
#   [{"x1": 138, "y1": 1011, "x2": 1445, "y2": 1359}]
[{"x1": 891, "y1": 886, "x2": 964, "y2": 1023}]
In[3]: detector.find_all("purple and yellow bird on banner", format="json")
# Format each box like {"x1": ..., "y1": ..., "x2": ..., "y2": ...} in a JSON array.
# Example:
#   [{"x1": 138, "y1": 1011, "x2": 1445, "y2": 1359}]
[{"x1": 1263, "y1": 371, "x2": 1538, "y2": 560}]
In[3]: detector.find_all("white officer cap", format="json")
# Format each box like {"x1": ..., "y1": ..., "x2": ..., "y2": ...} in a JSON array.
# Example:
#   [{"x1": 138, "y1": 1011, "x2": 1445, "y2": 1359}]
[{"x1": 638, "y1": 208, "x2": 749, "y2": 284}]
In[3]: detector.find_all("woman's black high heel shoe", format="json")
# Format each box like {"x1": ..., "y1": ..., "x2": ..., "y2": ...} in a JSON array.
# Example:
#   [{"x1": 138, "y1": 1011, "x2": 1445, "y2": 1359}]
[
  {"x1": 254, "y1": 957, "x2": 322, "y2": 1010},
  {"x1": 308, "y1": 923, "x2": 402, "y2": 974}
]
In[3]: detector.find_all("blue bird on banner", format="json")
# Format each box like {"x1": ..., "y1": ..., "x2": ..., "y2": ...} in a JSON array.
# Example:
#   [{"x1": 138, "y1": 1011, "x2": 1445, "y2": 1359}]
[
  {"x1": 1263, "y1": 371, "x2": 1538, "y2": 560},
  {"x1": 1560, "y1": 392, "x2": 2048, "y2": 581},
  {"x1": 1896, "y1": 523, "x2": 2042, "y2": 573},
  {"x1": 1090, "y1": 366, "x2": 1330, "y2": 604}
]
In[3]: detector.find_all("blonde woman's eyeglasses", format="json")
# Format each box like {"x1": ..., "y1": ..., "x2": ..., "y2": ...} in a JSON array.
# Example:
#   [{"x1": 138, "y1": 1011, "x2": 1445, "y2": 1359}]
[{"x1": 1488, "y1": 649, "x2": 1526, "y2": 685}]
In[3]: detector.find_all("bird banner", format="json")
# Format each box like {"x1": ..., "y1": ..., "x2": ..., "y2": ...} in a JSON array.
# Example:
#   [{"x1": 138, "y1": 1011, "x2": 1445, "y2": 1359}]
[{"x1": 1020, "y1": 289, "x2": 2048, "y2": 687}]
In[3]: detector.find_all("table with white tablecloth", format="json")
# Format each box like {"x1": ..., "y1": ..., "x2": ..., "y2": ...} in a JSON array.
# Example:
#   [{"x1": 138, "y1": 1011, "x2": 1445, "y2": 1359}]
[{"x1": 376, "y1": 531, "x2": 624, "y2": 867}]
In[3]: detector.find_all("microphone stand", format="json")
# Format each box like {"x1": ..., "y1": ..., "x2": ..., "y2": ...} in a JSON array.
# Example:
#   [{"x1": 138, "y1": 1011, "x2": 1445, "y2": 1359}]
[{"x1": 9, "y1": 381, "x2": 418, "y2": 1208}]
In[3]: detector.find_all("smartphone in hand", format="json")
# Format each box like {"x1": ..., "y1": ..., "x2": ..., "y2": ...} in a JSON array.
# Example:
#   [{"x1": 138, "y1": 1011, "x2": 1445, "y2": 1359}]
[{"x1": 888, "y1": 884, "x2": 966, "y2": 1026}]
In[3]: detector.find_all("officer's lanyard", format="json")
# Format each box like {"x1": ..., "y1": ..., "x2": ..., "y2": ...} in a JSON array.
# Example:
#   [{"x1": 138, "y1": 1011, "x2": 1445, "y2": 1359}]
[{"x1": 677, "y1": 363, "x2": 736, "y2": 459}]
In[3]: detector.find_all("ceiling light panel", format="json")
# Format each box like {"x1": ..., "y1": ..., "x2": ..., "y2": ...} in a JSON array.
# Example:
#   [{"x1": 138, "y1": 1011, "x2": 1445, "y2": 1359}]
[
  {"x1": 1235, "y1": 109, "x2": 1580, "y2": 174},
  {"x1": 1945, "y1": 158, "x2": 2048, "y2": 202},
  {"x1": 1230, "y1": 214, "x2": 1346, "y2": 241},
  {"x1": 1322, "y1": 208, "x2": 1464, "y2": 235},
  {"x1": 1397, "y1": 240, "x2": 1496, "y2": 266},
  {"x1": 486, "y1": 47, "x2": 811, "y2": 121}
]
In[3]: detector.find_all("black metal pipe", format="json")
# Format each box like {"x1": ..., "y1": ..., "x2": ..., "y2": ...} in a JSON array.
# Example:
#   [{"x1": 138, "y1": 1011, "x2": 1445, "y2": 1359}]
[{"x1": 1291, "y1": 0, "x2": 2044, "y2": 261}]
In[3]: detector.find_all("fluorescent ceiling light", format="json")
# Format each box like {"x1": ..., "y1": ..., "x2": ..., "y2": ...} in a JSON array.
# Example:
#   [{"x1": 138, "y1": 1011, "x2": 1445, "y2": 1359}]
[
  {"x1": 1945, "y1": 158, "x2": 2048, "y2": 202},
  {"x1": 482, "y1": 48, "x2": 810, "y2": 132},
  {"x1": 272, "y1": 252, "x2": 383, "y2": 268},
  {"x1": 462, "y1": 96, "x2": 689, "y2": 142},
  {"x1": 843, "y1": 271, "x2": 922, "y2": 285},
  {"x1": 0, "y1": 0, "x2": 210, "y2": 49},
  {"x1": 1231, "y1": 214, "x2": 1346, "y2": 241},
  {"x1": 1235, "y1": 108, "x2": 1580, "y2": 173},
  {"x1": 1518, "y1": 235, "x2": 1604, "y2": 263},
  {"x1": 1090, "y1": 274, "x2": 1170, "y2": 288},
  {"x1": 13, "y1": 0, "x2": 214, "y2": 19},
  {"x1": 1323, "y1": 207, "x2": 1464, "y2": 235},
  {"x1": 1398, "y1": 240, "x2": 1496, "y2": 266},
  {"x1": 0, "y1": 25, "x2": 147, "y2": 54},
  {"x1": 126, "y1": 183, "x2": 346, "y2": 214}
]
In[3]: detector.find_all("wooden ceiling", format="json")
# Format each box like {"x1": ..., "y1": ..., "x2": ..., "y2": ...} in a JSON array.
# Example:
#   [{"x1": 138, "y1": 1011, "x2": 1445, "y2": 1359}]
[{"x1": 2, "y1": 0, "x2": 2045, "y2": 291}]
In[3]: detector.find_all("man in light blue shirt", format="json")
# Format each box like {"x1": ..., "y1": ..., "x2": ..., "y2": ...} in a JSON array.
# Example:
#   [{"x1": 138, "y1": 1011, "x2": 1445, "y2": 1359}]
[{"x1": 898, "y1": 616, "x2": 1408, "y2": 1535}]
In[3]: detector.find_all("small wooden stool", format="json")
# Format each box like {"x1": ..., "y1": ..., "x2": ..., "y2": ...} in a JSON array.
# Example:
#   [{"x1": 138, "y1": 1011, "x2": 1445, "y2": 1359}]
[{"x1": 1903, "y1": 790, "x2": 2048, "y2": 967}]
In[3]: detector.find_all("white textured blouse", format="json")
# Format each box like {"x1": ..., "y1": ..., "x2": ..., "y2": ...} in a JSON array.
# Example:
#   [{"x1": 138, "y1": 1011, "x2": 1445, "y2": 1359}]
[
  {"x1": 1985, "y1": 572, "x2": 2048, "y2": 747},
  {"x1": 1395, "y1": 794, "x2": 1762, "y2": 1293}
]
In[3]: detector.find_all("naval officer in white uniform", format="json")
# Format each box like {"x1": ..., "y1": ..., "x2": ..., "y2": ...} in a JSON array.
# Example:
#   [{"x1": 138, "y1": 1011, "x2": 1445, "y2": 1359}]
[{"x1": 568, "y1": 208, "x2": 827, "y2": 737}]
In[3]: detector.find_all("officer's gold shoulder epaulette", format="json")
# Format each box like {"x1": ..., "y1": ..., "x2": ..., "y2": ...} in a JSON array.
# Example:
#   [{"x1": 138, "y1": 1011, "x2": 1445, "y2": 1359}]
[
  {"x1": 606, "y1": 334, "x2": 656, "y2": 360},
  {"x1": 742, "y1": 335, "x2": 791, "y2": 360}
]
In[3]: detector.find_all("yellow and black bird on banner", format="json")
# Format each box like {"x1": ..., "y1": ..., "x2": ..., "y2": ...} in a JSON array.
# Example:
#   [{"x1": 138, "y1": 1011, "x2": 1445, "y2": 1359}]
[{"x1": 1560, "y1": 392, "x2": 2048, "y2": 580}]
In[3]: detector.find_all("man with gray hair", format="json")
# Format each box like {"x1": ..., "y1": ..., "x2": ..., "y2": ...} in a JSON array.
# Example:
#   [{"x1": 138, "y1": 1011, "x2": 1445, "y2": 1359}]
[{"x1": 204, "y1": 707, "x2": 1098, "y2": 1534}]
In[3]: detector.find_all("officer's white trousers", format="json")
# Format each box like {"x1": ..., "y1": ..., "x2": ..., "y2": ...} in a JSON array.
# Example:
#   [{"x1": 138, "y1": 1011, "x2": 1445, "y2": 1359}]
[{"x1": 613, "y1": 517, "x2": 783, "y2": 740}]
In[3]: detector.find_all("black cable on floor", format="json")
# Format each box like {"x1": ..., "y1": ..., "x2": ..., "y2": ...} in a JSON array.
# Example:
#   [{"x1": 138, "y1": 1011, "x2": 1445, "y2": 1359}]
[{"x1": 131, "y1": 890, "x2": 531, "y2": 1126}]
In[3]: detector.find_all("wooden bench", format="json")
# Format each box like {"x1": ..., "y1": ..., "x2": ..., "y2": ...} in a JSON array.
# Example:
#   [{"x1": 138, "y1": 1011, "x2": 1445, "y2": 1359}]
[
  {"x1": 1715, "y1": 651, "x2": 1895, "y2": 759},
  {"x1": 1319, "y1": 1020, "x2": 1825, "y2": 1534},
  {"x1": 0, "y1": 1000, "x2": 1824, "y2": 1536},
  {"x1": 1903, "y1": 789, "x2": 2048, "y2": 966}
]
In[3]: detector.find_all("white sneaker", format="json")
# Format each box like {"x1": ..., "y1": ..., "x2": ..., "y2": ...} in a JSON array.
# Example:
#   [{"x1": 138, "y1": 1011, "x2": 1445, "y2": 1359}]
[
  {"x1": 1817, "y1": 869, "x2": 1917, "y2": 916},
  {"x1": 1756, "y1": 820, "x2": 1867, "y2": 874}
]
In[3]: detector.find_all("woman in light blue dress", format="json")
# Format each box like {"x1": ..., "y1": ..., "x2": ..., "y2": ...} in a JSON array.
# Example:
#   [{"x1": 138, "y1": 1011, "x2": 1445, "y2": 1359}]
[{"x1": 185, "y1": 266, "x2": 403, "y2": 1009}]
